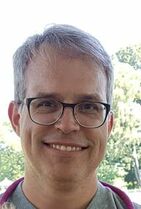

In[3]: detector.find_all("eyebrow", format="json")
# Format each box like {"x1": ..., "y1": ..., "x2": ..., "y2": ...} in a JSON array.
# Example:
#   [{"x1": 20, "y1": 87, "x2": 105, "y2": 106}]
[
  {"x1": 35, "y1": 92, "x2": 64, "y2": 100},
  {"x1": 35, "y1": 92, "x2": 103, "y2": 102},
  {"x1": 75, "y1": 94, "x2": 103, "y2": 102}
]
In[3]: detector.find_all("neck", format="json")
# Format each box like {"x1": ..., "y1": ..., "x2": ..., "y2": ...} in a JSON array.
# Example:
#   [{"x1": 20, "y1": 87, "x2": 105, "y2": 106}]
[{"x1": 22, "y1": 173, "x2": 98, "y2": 209}]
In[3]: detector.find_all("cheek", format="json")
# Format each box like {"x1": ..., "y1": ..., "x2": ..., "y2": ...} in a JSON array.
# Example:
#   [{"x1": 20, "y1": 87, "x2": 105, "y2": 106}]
[
  {"x1": 99, "y1": 125, "x2": 109, "y2": 147},
  {"x1": 85, "y1": 127, "x2": 108, "y2": 171},
  {"x1": 19, "y1": 111, "x2": 33, "y2": 152},
  {"x1": 20, "y1": 114, "x2": 47, "y2": 154},
  {"x1": 87, "y1": 126, "x2": 108, "y2": 156},
  {"x1": 88, "y1": 126, "x2": 108, "y2": 144}
]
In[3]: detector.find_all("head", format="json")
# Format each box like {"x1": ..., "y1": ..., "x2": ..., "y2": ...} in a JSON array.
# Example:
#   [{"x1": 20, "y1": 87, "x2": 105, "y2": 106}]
[{"x1": 9, "y1": 24, "x2": 114, "y2": 190}]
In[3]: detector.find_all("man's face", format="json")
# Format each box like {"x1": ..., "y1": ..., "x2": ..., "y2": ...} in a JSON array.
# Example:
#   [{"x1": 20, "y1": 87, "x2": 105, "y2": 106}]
[{"x1": 9, "y1": 51, "x2": 113, "y2": 184}]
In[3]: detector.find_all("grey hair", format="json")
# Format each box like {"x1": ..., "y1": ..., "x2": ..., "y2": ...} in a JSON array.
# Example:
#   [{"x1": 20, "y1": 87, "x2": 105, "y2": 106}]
[{"x1": 13, "y1": 24, "x2": 114, "y2": 104}]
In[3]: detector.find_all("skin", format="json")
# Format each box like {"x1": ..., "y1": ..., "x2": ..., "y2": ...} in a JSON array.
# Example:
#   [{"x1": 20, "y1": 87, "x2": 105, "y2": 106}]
[{"x1": 8, "y1": 49, "x2": 113, "y2": 209}]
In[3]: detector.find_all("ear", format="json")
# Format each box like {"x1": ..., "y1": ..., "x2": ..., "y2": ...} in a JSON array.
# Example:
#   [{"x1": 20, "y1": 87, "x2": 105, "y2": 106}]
[
  {"x1": 107, "y1": 111, "x2": 114, "y2": 136},
  {"x1": 8, "y1": 101, "x2": 21, "y2": 136}
]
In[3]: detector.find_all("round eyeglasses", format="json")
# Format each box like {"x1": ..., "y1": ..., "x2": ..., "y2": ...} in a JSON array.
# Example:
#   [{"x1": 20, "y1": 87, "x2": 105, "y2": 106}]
[{"x1": 24, "y1": 97, "x2": 111, "y2": 128}]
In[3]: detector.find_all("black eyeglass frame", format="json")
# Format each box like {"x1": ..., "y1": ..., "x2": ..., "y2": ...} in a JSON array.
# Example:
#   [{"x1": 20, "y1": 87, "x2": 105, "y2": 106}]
[{"x1": 25, "y1": 97, "x2": 111, "y2": 129}]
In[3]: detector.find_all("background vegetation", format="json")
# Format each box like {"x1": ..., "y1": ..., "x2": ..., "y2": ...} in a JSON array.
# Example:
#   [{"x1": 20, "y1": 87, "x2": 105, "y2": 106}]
[
  {"x1": 98, "y1": 44, "x2": 141, "y2": 189},
  {"x1": 0, "y1": 44, "x2": 141, "y2": 189}
]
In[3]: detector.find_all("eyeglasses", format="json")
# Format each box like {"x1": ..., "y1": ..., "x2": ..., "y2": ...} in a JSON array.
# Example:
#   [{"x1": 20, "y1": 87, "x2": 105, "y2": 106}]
[{"x1": 24, "y1": 97, "x2": 111, "y2": 128}]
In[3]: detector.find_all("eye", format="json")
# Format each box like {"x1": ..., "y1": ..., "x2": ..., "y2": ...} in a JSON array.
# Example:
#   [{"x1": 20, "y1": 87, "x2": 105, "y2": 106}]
[
  {"x1": 37, "y1": 100, "x2": 56, "y2": 107},
  {"x1": 78, "y1": 102, "x2": 101, "y2": 113},
  {"x1": 32, "y1": 99, "x2": 60, "y2": 113}
]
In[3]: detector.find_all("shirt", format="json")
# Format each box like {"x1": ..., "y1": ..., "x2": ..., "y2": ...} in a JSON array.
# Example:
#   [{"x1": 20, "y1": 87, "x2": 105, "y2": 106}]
[{"x1": 6, "y1": 181, "x2": 141, "y2": 209}]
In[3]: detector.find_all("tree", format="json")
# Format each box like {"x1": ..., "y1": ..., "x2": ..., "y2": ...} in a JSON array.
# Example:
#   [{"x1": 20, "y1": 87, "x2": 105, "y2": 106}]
[
  {"x1": 116, "y1": 44, "x2": 141, "y2": 70},
  {"x1": 98, "y1": 60, "x2": 141, "y2": 188},
  {"x1": 0, "y1": 141, "x2": 24, "y2": 181},
  {"x1": 0, "y1": 122, "x2": 24, "y2": 181}
]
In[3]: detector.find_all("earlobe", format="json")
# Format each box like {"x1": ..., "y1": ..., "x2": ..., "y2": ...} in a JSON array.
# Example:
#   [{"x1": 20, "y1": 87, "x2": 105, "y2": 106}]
[{"x1": 8, "y1": 101, "x2": 21, "y2": 136}]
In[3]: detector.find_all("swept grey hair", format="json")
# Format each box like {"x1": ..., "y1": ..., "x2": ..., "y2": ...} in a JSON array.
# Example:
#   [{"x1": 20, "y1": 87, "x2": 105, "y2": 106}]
[{"x1": 13, "y1": 24, "x2": 114, "y2": 104}]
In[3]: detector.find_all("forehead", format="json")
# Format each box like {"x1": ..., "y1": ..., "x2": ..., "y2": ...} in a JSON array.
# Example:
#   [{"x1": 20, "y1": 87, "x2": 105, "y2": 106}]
[{"x1": 25, "y1": 50, "x2": 107, "y2": 101}]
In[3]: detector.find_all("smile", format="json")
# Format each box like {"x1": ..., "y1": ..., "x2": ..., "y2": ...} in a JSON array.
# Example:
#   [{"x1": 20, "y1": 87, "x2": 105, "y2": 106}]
[{"x1": 48, "y1": 144, "x2": 83, "y2": 152}]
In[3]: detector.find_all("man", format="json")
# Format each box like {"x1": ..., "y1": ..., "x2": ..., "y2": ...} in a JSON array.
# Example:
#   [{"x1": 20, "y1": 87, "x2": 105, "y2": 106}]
[{"x1": 0, "y1": 24, "x2": 140, "y2": 209}]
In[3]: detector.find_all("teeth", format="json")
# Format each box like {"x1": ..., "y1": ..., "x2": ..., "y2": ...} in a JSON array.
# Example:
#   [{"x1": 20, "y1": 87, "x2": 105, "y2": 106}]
[{"x1": 49, "y1": 144, "x2": 82, "y2": 152}]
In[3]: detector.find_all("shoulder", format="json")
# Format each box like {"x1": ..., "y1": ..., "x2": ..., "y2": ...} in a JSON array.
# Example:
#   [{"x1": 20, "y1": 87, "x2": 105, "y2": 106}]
[
  {"x1": 88, "y1": 182, "x2": 126, "y2": 209},
  {"x1": 99, "y1": 181, "x2": 141, "y2": 209}
]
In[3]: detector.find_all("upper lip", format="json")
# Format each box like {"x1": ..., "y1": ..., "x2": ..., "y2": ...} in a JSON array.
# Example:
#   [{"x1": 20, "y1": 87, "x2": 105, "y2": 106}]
[{"x1": 43, "y1": 141, "x2": 88, "y2": 149}]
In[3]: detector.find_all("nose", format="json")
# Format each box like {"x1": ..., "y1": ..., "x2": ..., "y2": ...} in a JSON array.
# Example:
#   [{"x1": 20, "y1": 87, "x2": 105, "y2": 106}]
[{"x1": 54, "y1": 107, "x2": 80, "y2": 134}]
